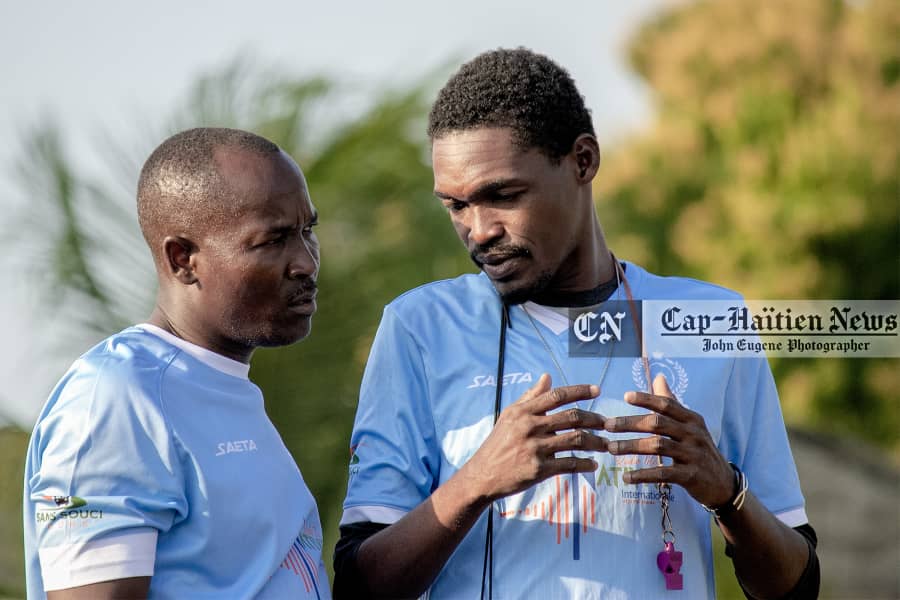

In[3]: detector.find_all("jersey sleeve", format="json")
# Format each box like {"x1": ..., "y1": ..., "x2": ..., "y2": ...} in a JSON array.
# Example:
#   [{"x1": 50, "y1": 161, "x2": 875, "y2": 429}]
[
  {"x1": 340, "y1": 305, "x2": 440, "y2": 525},
  {"x1": 27, "y1": 357, "x2": 189, "y2": 590},
  {"x1": 718, "y1": 356, "x2": 808, "y2": 526}
]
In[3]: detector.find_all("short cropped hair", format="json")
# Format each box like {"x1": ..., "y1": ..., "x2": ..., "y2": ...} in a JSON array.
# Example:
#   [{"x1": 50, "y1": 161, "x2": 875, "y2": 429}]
[
  {"x1": 427, "y1": 47, "x2": 594, "y2": 161},
  {"x1": 137, "y1": 127, "x2": 279, "y2": 260}
]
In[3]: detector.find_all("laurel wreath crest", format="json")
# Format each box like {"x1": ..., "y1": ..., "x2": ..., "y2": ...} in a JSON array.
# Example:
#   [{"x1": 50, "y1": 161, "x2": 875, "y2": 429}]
[{"x1": 631, "y1": 356, "x2": 689, "y2": 402}]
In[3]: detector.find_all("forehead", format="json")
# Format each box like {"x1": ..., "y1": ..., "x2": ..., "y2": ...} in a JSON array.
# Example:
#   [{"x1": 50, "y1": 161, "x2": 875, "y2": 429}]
[
  {"x1": 431, "y1": 128, "x2": 545, "y2": 197},
  {"x1": 214, "y1": 147, "x2": 313, "y2": 219}
]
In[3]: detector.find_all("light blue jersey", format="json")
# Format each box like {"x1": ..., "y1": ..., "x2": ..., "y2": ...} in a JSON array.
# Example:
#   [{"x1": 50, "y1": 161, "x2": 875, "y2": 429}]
[
  {"x1": 342, "y1": 262, "x2": 807, "y2": 599},
  {"x1": 24, "y1": 325, "x2": 330, "y2": 599}
]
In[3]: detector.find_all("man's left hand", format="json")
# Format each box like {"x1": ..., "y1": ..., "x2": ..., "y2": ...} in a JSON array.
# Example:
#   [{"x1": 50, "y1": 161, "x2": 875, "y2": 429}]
[{"x1": 604, "y1": 373, "x2": 735, "y2": 508}]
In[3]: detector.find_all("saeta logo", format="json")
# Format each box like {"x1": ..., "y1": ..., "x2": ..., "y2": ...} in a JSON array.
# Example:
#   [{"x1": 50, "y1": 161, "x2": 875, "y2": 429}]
[{"x1": 467, "y1": 372, "x2": 533, "y2": 389}]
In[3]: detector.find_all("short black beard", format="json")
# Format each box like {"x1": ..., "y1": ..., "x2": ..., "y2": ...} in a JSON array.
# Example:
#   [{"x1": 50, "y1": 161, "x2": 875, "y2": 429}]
[{"x1": 494, "y1": 270, "x2": 554, "y2": 306}]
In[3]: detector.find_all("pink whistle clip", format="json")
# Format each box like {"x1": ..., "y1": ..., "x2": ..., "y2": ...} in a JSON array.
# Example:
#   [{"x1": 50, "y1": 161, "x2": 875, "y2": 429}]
[{"x1": 656, "y1": 542, "x2": 683, "y2": 590}]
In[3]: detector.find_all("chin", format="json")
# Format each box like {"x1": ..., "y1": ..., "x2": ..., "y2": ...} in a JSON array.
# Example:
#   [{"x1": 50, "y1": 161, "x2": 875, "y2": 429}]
[
  {"x1": 492, "y1": 271, "x2": 554, "y2": 306},
  {"x1": 257, "y1": 319, "x2": 313, "y2": 348},
  {"x1": 495, "y1": 284, "x2": 533, "y2": 306}
]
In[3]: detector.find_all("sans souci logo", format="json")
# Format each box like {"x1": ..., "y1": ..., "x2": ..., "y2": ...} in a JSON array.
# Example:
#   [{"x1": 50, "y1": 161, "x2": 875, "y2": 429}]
[
  {"x1": 348, "y1": 442, "x2": 366, "y2": 478},
  {"x1": 35, "y1": 495, "x2": 103, "y2": 523}
]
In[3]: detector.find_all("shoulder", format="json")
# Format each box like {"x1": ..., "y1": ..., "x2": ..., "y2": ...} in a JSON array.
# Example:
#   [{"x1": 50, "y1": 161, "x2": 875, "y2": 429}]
[
  {"x1": 388, "y1": 273, "x2": 495, "y2": 311},
  {"x1": 35, "y1": 328, "x2": 180, "y2": 441},
  {"x1": 384, "y1": 273, "x2": 499, "y2": 326},
  {"x1": 627, "y1": 261, "x2": 744, "y2": 302},
  {"x1": 62, "y1": 327, "x2": 178, "y2": 400}
]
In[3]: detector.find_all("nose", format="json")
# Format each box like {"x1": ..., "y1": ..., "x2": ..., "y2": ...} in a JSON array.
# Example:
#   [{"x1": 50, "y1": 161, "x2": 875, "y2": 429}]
[
  {"x1": 287, "y1": 234, "x2": 319, "y2": 279},
  {"x1": 467, "y1": 206, "x2": 504, "y2": 247}
]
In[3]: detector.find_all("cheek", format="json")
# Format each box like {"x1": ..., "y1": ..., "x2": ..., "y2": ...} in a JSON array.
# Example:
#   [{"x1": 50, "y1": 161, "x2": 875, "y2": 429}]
[
  {"x1": 451, "y1": 219, "x2": 469, "y2": 244},
  {"x1": 226, "y1": 267, "x2": 281, "y2": 309},
  {"x1": 308, "y1": 235, "x2": 322, "y2": 265}
]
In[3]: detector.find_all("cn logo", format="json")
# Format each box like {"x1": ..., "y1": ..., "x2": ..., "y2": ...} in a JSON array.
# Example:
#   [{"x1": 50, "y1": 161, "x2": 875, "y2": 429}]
[{"x1": 573, "y1": 311, "x2": 626, "y2": 344}]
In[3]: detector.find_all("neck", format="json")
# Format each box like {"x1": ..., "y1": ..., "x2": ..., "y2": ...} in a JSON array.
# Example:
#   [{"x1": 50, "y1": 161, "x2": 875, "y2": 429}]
[
  {"x1": 147, "y1": 302, "x2": 253, "y2": 364},
  {"x1": 531, "y1": 214, "x2": 615, "y2": 304}
]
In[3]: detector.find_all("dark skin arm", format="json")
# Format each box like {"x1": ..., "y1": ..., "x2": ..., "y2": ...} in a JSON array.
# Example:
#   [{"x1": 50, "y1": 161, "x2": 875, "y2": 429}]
[
  {"x1": 605, "y1": 374, "x2": 809, "y2": 599},
  {"x1": 354, "y1": 374, "x2": 608, "y2": 598},
  {"x1": 47, "y1": 576, "x2": 150, "y2": 600}
]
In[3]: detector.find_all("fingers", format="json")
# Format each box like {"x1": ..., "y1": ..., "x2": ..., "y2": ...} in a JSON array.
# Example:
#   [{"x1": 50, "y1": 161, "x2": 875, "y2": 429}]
[
  {"x1": 652, "y1": 373, "x2": 674, "y2": 399},
  {"x1": 543, "y1": 456, "x2": 599, "y2": 476},
  {"x1": 604, "y1": 412, "x2": 682, "y2": 440},
  {"x1": 526, "y1": 382, "x2": 600, "y2": 414},
  {"x1": 543, "y1": 429, "x2": 609, "y2": 454},
  {"x1": 516, "y1": 373, "x2": 552, "y2": 404},
  {"x1": 620, "y1": 383, "x2": 695, "y2": 424},
  {"x1": 621, "y1": 466, "x2": 675, "y2": 485},
  {"x1": 541, "y1": 408, "x2": 606, "y2": 434},
  {"x1": 607, "y1": 436, "x2": 685, "y2": 460}
]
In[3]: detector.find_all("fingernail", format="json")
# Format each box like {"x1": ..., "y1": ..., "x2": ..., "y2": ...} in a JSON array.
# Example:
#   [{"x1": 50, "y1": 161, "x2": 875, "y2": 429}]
[
  {"x1": 608, "y1": 441, "x2": 619, "y2": 453},
  {"x1": 590, "y1": 384, "x2": 600, "y2": 396},
  {"x1": 623, "y1": 472, "x2": 632, "y2": 484},
  {"x1": 624, "y1": 392, "x2": 635, "y2": 403}
]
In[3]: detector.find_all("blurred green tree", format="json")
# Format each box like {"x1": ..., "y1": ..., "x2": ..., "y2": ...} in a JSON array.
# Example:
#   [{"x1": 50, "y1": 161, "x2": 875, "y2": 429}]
[{"x1": 597, "y1": 0, "x2": 900, "y2": 451}]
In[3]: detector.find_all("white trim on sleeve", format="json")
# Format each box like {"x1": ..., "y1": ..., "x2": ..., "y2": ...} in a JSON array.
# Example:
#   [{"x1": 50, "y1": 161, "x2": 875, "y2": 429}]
[
  {"x1": 774, "y1": 507, "x2": 808, "y2": 528},
  {"x1": 340, "y1": 505, "x2": 408, "y2": 526},
  {"x1": 39, "y1": 528, "x2": 157, "y2": 591}
]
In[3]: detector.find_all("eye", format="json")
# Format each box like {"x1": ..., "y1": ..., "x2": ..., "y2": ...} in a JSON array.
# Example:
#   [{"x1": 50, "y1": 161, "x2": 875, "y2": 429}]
[
  {"x1": 302, "y1": 221, "x2": 318, "y2": 235},
  {"x1": 445, "y1": 201, "x2": 467, "y2": 213},
  {"x1": 493, "y1": 191, "x2": 523, "y2": 203}
]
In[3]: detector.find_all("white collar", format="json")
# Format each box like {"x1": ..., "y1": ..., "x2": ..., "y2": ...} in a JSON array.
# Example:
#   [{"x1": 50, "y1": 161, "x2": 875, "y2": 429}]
[
  {"x1": 137, "y1": 323, "x2": 250, "y2": 380},
  {"x1": 521, "y1": 302, "x2": 571, "y2": 335}
]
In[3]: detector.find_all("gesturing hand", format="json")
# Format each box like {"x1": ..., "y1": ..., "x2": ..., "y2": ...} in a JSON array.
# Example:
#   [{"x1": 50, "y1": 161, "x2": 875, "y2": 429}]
[
  {"x1": 605, "y1": 374, "x2": 735, "y2": 508},
  {"x1": 461, "y1": 374, "x2": 607, "y2": 503}
]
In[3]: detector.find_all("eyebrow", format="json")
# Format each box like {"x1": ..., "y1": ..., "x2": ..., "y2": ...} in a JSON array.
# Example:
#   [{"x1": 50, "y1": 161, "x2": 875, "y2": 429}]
[
  {"x1": 434, "y1": 179, "x2": 527, "y2": 203},
  {"x1": 263, "y1": 211, "x2": 319, "y2": 234}
]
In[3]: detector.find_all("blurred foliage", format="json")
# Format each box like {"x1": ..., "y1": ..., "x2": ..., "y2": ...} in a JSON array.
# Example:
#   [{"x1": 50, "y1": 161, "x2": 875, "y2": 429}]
[
  {"x1": 0, "y1": 429, "x2": 27, "y2": 598},
  {"x1": 4, "y1": 0, "x2": 898, "y2": 597},
  {"x1": 598, "y1": 0, "x2": 900, "y2": 451}
]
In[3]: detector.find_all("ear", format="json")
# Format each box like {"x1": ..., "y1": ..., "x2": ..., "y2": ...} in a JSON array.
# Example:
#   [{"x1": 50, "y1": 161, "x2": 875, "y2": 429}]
[
  {"x1": 571, "y1": 134, "x2": 601, "y2": 184},
  {"x1": 161, "y1": 236, "x2": 199, "y2": 285}
]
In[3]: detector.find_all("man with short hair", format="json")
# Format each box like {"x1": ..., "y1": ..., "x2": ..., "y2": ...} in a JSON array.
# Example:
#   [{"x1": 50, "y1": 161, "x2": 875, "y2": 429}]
[
  {"x1": 24, "y1": 128, "x2": 330, "y2": 599},
  {"x1": 334, "y1": 49, "x2": 819, "y2": 598}
]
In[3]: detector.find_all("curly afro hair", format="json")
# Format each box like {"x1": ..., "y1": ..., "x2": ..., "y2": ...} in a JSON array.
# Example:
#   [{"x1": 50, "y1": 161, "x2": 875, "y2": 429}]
[{"x1": 427, "y1": 47, "x2": 594, "y2": 162}]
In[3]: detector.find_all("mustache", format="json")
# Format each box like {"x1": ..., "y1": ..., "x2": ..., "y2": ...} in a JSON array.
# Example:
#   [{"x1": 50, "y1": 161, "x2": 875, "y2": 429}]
[
  {"x1": 287, "y1": 280, "x2": 318, "y2": 303},
  {"x1": 470, "y1": 243, "x2": 531, "y2": 267}
]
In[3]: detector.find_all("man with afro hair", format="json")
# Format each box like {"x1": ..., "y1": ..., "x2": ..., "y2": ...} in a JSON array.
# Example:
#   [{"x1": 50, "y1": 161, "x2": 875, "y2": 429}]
[{"x1": 335, "y1": 48, "x2": 819, "y2": 599}]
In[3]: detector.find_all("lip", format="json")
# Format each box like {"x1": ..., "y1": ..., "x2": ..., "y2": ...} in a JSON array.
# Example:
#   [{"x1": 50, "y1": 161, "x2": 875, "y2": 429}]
[
  {"x1": 287, "y1": 290, "x2": 317, "y2": 315},
  {"x1": 481, "y1": 256, "x2": 522, "y2": 281},
  {"x1": 287, "y1": 298, "x2": 317, "y2": 316}
]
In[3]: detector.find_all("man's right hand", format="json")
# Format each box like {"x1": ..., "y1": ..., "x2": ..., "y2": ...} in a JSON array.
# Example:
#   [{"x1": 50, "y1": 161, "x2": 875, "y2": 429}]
[
  {"x1": 458, "y1": 373, "x2": 607, "y2": 504},
  {"x1": 345, "y1": 373, "x2": 607, "y2": 598}
]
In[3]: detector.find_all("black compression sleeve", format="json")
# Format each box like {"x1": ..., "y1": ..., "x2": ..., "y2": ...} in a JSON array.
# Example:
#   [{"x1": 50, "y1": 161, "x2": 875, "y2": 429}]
[
  {"x1": 333, "y1": 521, "x2": 389, "y2": 599},
  {"x1": 725, "y1": 523, "x2": 820, "y2": 600}
]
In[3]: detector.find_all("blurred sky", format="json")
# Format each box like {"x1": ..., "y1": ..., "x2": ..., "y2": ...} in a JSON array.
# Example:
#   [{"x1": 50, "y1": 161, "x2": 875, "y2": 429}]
[{"x1": 0, "y1": 0, "x2": 667, "y2": 426}]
